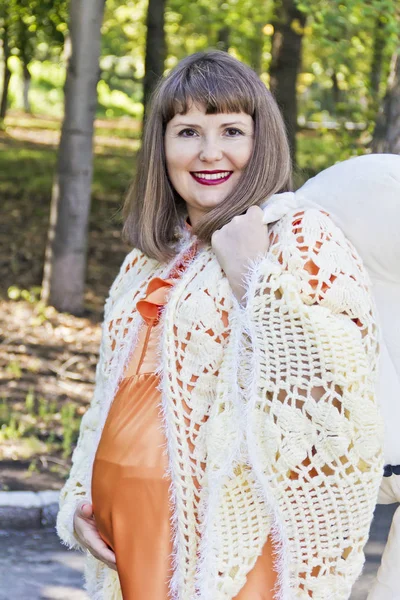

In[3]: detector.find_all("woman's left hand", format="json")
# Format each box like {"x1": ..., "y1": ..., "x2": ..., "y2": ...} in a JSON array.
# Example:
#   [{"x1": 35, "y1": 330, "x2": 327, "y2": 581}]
[{"x1": 211, "y1": 205, "x2": 270, "y2": 306}]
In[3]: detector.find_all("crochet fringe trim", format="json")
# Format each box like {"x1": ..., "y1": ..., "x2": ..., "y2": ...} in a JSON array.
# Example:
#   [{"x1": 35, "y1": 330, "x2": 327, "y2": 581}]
[
  {"x1": 237, "y1": 253, "x2": 295, "y2": 600},
  {"x1": 193, "y1": 297, "x2": 248, "y2": 600},
  {"x1": 152, "y1": 238, "x2": 207, "y2": 599}
]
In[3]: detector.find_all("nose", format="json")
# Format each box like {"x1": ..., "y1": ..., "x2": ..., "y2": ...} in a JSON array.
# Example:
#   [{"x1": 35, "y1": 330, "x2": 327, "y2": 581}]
[{"x1": 199, "y1": 135, "x2": 223, "y2": 163}]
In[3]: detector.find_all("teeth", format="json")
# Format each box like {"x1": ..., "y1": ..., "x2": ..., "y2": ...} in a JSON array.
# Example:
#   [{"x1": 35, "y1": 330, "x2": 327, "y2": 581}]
[{"x1": 193, "y1": 171, "x2": 231, "y2": 180}]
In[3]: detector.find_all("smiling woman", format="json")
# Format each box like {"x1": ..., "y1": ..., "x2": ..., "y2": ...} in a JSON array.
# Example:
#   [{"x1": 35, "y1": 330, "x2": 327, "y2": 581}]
[{"x1": 57, "y1": 50, "x2": 383, "y2": 600}]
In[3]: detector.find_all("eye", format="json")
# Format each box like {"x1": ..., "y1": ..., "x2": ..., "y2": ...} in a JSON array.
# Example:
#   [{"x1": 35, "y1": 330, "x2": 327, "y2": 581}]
[
  {"x1": 178, "y1": 128, "x2": 198, "y2": 137},
  {"x1": 225, "y1": 127, "x2": 244, "y2": 137}
]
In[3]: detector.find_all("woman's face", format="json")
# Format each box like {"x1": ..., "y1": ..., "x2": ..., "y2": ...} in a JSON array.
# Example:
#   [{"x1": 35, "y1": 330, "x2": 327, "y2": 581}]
[{"x1": 164, "y1": 103, "x2": 254, "y2": 227}]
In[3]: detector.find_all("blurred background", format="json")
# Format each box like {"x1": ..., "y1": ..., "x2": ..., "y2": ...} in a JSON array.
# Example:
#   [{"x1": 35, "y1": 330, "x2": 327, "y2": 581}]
[{"x1": 0, "y1": 0, "x2": 399, "y2": 535}]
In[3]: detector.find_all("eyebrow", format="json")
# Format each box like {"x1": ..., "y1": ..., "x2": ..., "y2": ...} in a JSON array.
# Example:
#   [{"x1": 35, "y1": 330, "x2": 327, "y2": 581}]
[{"x1": 171, "y1": 121, "x2": 249, "y2": 128}]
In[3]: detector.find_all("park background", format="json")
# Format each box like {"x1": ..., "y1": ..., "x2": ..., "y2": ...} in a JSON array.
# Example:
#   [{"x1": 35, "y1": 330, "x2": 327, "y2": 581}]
[{"x1": 0, "y1": 0, "x2": 399, "y2": 495}]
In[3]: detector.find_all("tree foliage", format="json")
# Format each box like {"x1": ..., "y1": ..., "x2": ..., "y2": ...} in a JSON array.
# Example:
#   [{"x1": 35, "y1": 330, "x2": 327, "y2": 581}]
[
  {"x1": 297, "y1": 0, "x2": 399, "y2": 124},
  {"x1": 0, "y1": 0, "x2": 67, "y2": 115},
  {"x1": 0, "y1": 0, "x2": 67, "y2": 61}
]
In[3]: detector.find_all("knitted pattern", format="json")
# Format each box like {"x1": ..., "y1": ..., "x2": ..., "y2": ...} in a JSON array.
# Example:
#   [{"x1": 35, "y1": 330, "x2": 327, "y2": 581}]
[
  {"x1": 239, "y1": 209, "x2": 384, "y2": 599},
  {"x1": 56, "y1": 208, "x2": 383, "y2": 600}
]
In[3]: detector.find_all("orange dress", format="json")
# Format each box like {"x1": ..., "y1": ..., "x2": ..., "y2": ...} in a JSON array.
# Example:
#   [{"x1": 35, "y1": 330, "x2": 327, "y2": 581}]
[{"x1": 91, "y1": 240, "x2": 277, "y2": 599}]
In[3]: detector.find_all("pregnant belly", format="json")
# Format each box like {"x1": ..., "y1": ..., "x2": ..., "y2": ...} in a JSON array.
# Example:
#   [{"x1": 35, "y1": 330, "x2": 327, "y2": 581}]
[{"x1": 91, "y1": 372, "x2": 170, "y2": 551}]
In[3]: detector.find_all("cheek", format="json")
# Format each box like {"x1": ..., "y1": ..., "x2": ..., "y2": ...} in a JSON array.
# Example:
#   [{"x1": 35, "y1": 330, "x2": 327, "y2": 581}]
[
  {"x1": 165, "y1": 141, "x2": 192, "y2": 179},
  {"x1": 165, "y1": 149, "x2": 191, "y2": 199},
  {"x1": 165, "y1": 149, "x2": 181, "y2": 184},
  {"x1": 167, "y1": 162, "x2": 187, "y2": 189},
  {"x1": 236, "y1": 140, "x2": 254, "y2": 170}
]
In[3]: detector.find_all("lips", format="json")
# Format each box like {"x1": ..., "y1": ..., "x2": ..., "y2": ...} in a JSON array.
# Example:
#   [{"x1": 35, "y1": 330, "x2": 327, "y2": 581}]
[{"x1": 190, "y1": 170, "x2": 233, "y2": 186}]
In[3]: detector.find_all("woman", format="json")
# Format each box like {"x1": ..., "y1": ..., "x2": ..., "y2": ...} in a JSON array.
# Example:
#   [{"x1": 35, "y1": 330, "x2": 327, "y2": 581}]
[{"x1": 56, "y1": 50, "x2": 384, "y2": 600}]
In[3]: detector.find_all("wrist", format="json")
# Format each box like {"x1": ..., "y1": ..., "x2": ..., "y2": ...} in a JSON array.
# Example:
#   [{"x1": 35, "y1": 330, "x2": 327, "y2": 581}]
[{"x1": 230, "y1": 282, "x2": 247, "y2": 307}]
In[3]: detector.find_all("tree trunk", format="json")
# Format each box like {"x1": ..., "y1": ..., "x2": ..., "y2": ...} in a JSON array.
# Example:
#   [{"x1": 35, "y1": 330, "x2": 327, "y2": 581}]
[
  {"x1": 16, "y1": 16, "x2": 33, "y2": 114},
  {"x1": 41, "y1": 0, "x2": 106, "y2": 315},
  {"x1": 370, "y1": 14, "x2": 386, "y2": 109},
  {"x1": 372, "y1": 50, "x2": 400, "y2": 154},
  {"x1": 217, "y1": 25, "x2": 230, "y2": 52},
  {"x1": 0, "y1": 22, "x2": 11, "y2": 121},
  {"x1": 269, "y1": 0, "x2": 306, "y2": 166},
  {"x1": 249, "y1": 23, "x2": 264, "y2": 75},
  {"x1": 142, "y1": 0, "x2": 166, "y2": 122},
  {"x1": 331, "y1": 72, "x2": 340, "y2": 109},
  {"x1": 22, "y1": 60, "x2": 32, "y2": 114}
]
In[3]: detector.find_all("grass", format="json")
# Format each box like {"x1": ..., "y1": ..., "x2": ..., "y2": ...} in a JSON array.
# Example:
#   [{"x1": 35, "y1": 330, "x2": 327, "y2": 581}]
[
  {"x1": 0, "y1": 294, "x2": 103, "y2": 484},
  {"x1": 0, "y1": 385, "x2": 81, "y2": 460},
  {"x1": 0, "y1": 112, "x2": 140, "y2": 200}
]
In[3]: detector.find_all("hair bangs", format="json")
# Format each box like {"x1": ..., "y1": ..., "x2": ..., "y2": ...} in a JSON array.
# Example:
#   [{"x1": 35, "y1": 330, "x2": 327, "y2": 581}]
[{"x1": 161, "y1": 59, "x2": 256, "y2": 124}]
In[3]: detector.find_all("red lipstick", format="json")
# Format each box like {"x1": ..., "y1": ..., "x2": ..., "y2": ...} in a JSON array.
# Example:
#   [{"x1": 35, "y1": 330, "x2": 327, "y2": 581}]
[{"x1": 190, "y1": 170, "x2": 233, "y2": 186}]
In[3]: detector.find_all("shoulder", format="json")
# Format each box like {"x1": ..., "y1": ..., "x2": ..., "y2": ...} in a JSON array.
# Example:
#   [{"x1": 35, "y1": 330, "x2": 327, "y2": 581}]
[
  {"x1": 269, "y1": 207, "x2": 366, "y2": 273},
  {"x1": 105, "y1": 247, "x2": 160, "y2": 310},
  {"x1": 268, "y1": 207, "x2": 372, "y2": 305},
  {"x1": 269, "y1": 207, "x2": 344, "y2": 250}
]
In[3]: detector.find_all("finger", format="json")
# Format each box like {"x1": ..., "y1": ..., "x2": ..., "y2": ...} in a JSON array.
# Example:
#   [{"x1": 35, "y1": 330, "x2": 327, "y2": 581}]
[
  {"x1": 247, "y1": 204, "x2": 263, "y2": 216},
  {"x1": 105, "y1": 561, "x2": 118, "y2": 572},
  {"x1": 88, "y1": 537, "x2": 117, "y2": 567},
  {"x1": 91, "y1": 554, "x2": 118, "y2": 572},
  {"x1": 210, "y1": 230, "x2": 220, "y2": 245},
  {"x1": 83, "y1": 526, "x2": 116, "y2": 560},
  {"x1": 247, "y1": 206, "x2": 265, "y2": 224},
  {"x1": 88, "y1": 545, "x2": 117, "y2": 571},
  {"x1": 77, "y1": 502, "x2": 94, "y2": 520}
]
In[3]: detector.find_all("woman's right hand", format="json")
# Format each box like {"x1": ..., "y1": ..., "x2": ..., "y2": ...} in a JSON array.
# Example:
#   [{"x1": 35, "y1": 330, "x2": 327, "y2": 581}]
[{"x1": 73, "y1": 501, "x2": 117, "y2": 571}]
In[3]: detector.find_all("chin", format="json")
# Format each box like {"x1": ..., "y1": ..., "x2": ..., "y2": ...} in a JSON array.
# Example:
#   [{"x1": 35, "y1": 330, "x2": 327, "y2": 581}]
[
  {"x1": 196, "y1": 193, "x2": 229, "y2": 208},
  {"x1": 194, "y1": 201, "x2": 225, "y2": 214}
]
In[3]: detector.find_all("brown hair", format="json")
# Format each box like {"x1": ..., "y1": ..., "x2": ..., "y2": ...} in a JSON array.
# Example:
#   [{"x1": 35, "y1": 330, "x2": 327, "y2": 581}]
[{"x1": 122, "y1": 50, "x2": 292, "y2": 262}]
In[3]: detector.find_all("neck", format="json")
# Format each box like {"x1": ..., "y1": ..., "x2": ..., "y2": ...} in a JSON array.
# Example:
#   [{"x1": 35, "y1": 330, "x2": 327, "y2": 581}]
[
  {"x1": 186, "y1": 206, "x2": 207, "y2": 231},
  {"x1": 185, "y1": 216, "x2": 207, "y2": 250}
]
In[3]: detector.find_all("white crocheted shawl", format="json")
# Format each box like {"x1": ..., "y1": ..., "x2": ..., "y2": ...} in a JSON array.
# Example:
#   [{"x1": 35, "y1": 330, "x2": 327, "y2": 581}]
[{"x1": 56, "y1": 155, "x2": 391, "y2": 600}]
